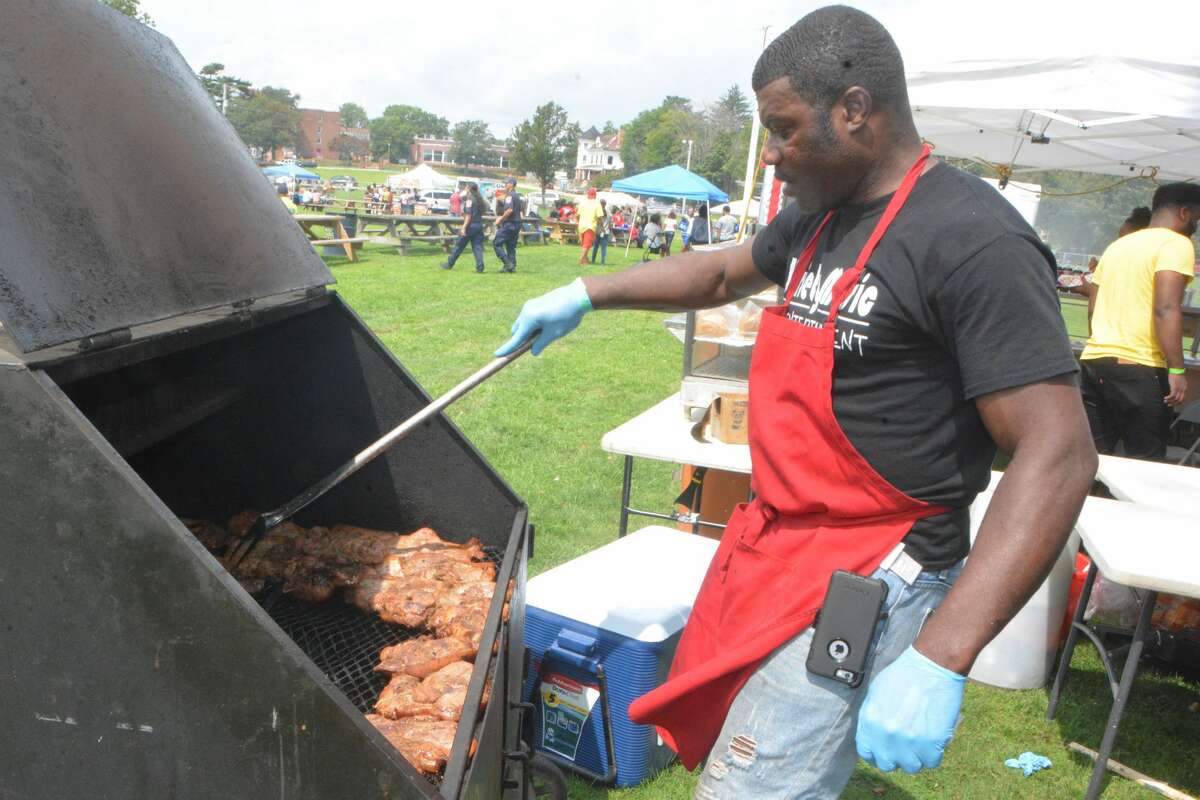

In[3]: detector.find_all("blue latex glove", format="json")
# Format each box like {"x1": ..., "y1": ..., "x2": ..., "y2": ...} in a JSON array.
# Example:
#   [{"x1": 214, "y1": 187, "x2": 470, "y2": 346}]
[
  {"x1": 855, "y1": 645, "x2": 966, "y2": 774},
  {"x1": 495, "y1": 278, "x2": 593, "y2": 357},
  {"x1": 1005, "y1": 751, "x2": 1052, "y2": 777}
]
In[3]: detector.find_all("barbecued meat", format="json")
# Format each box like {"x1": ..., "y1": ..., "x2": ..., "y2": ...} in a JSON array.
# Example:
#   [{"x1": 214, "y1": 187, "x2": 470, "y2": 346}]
[
  {"x1": 365, "y1": 714, "x2": 457, "y2": 775},
  {"x1": 346, "y1": 578, "x2": 442, "y2": 627},
  {"x1": 430, "y1": 600, "x2": 490, "y2": 647},
  {"x1": 183, "y1": 519, "x2": 233, "y2": 551},
  {"x1": 376, "y1": 636, "x2": 478, "y2": 678},
  {"x1": 375, "y1": 661, "x2": 474, "y2": 721}
]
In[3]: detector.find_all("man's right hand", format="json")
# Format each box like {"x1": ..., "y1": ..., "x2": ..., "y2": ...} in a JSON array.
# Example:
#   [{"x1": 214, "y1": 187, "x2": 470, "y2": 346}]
[
  {"x1": 1165, "y1": 372, "x2": 1187, "y2": 406},
  {"x1": 495, "y1": 278, "x2": 593, "y2": 357}
]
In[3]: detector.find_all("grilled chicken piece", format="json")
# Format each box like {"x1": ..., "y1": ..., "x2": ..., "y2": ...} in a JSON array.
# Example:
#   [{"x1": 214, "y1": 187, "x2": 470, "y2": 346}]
[
  {"x1": 365, "y1": 714, "x2": 457, "y2": 775},
  {"x1": 368, "y1": 551, "x2": 496, "y2": 584},
  {"x1": 430, "y1": 601, "x2": 490, "y2": 647},
  {"x1": 376, "y1": 636, "x2": 478, "y2": 678},
  {"x1": 375, "y1": 661, "x2": 474, "y2": 721},
  {"x1": 183, "y1": 519, "x2": 233, "y2": 552},
  {"x1": 346, "y1": 578, "x2": 442, "y2": 627}
]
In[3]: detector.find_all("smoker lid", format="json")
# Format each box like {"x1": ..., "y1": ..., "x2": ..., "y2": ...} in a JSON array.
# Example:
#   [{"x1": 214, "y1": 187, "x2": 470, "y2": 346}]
[{"x1": 0, "y1": 0, "x2": 334, "y2": 353}]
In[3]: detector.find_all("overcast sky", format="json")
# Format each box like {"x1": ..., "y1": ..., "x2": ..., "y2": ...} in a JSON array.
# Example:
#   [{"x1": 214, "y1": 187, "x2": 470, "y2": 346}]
[{"x1": 141, "y1": 0, "x2": 1198, "y2": 138}]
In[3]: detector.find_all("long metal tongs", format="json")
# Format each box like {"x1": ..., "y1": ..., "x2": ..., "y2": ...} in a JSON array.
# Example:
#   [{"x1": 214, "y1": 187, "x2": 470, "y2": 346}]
[{"x1": 228, "y1": 339, "x2": 534, "y2": 566}]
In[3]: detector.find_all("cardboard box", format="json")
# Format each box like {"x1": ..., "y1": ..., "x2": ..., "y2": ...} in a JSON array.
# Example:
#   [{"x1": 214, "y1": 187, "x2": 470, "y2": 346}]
[{"x1": 711, "y1": 392, "x2": 749, "y2": 444}]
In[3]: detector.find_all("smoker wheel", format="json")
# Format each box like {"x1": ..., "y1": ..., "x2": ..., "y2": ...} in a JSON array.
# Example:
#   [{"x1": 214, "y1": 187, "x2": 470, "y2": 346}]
[{"x1": 526, "y1": 754, "x2": 568, "y2": 800}]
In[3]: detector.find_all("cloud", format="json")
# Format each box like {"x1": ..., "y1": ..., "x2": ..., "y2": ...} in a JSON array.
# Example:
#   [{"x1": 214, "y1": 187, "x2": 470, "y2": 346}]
[{"x1": 143, "y1": 0, "x2": 1199, "y2": 137}]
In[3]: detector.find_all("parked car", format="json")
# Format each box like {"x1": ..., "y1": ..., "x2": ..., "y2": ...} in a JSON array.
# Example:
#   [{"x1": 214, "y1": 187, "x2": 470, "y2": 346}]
[
  {"x1": 300, "y1": 159, "x2": 318, "y2": 168},
  {"x1": 423, "y1": 189, "x2": 455, "y2": 213},
  {"x1": 329, "y1": 175, "x2": 358, "y2": 190}
]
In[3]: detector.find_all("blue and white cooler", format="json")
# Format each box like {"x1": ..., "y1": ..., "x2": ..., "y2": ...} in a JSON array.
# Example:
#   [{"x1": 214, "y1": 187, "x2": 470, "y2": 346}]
[{"x1": 522, "y1": 525, "x2": 719, "y2": 787}]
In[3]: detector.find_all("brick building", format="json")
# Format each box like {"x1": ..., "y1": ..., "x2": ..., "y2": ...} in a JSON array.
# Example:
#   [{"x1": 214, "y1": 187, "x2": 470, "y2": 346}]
[
  {"x1": 410, "y1": 136, "x2": 511, "y2": 169},
  {"x1": 296, "y1": 108, "x2": 371, "y2": 162}
]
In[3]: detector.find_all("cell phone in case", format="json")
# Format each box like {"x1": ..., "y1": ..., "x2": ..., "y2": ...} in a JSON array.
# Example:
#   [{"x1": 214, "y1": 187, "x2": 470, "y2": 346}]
[{"x1": 805, "y1": 570, "x2": 888, "y2": 688}]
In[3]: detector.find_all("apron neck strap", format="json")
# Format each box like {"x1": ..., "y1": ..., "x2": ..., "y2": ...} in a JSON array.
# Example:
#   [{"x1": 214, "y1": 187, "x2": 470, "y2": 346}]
[
  {"x1": 783, "y1": 211, "x2": 835, "y2": 304},
  {"x1": 823, "y1": 143, "x2": 931, "y2": 329}
]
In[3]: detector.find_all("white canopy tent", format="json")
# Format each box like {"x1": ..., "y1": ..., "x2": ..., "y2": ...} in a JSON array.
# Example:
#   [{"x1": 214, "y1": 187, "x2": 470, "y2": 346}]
[
  {"x1": 907, "y1": 56, "x2": 1200, "y2": 181},
  {"x1": 387, "y1": 163, "x2": 455, "y2": 191}
]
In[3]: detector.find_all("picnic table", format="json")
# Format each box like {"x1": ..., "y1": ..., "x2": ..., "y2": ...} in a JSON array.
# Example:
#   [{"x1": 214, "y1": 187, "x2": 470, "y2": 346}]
[
  {"x1": 543, "y1": 219, "x2": 580, "y2": 245},
  {"x1": 293, "y1": 214, "x2": 365, "y2": 262},
  {"x1": 356, "y1": 214, "x2": 546, "y2": 254}
]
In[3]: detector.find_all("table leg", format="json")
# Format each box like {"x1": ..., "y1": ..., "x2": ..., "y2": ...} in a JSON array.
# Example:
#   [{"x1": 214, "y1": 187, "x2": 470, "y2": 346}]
[
  {"x1": 334, "y1": 220, "x2": 356, "y2": 262},
  {"x1": 1048, "y1": 563, "x2": 1098, "y2": 720},
  {"x1": 1083, "y1": 589, "x2": 1157, "y2": 800},
  {"x1": 619, "y1": 455, "x2": 633, "y2": 537}
]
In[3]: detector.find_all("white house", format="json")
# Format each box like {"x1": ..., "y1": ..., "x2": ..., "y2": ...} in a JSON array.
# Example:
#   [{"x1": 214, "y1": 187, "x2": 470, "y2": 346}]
[{"x1": 574, "y1": 127, "x2": 623, "y2": 183}]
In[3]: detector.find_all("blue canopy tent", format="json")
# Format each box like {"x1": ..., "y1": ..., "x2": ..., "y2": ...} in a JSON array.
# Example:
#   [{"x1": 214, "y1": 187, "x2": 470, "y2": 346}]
[
  {"x1": 612, "y1": 165, "x2": 729, "y2": 252},
  {"x1": 262, "y1": 163, "x2": 321, "y2": 182}
]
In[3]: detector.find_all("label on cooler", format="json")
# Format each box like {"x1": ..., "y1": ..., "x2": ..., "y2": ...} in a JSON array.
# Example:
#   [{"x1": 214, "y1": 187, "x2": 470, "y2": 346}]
[{"x1": 539, "y1": 671, "x2": 600, "y2": 761}]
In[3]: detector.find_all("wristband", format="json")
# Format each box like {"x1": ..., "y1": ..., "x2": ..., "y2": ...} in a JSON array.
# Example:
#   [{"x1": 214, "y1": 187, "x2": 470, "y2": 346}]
[{"x1": 1168, "y1": 367, "x2": 1187, "y2": 375}]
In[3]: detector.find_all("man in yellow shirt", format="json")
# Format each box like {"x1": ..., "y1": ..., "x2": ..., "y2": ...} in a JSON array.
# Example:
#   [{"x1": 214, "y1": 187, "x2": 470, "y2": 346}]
[
  {"x1": 1080, "y1": 182, "x2": 1200, "y2": 459},
  {"x1": 576, "y1": 188, "x2": 605, "y2": 266}
]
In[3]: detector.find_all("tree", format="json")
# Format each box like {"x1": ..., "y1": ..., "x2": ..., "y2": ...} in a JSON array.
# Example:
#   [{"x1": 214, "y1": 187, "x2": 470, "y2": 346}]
[
  {"x1": 228, "y1": 86, "x2": 301, "y2": 159},
  {"x1": 369, "y1": 105, "x2": 449, "y2": 163},
  {"x1": 709, "y1": 85, "x2": 752, "y2": 133},
  {"x1": 510, "y1": 102, "x2": 580, "y2": 202},
  {"x1": 99, "y1": 0, "x2": 152, "y2": 25},
  {"x1": 339, "y1": 102, "x2": 369, "y2": 129},
  {"x1": 620, "y1": 96, "x2": 695, "y2": 174},
  {"x1": 601, "y1": 120, "x2": 618, "y2": 136},
  {"x1": 331, "y1": 134, "x2": 369, "y2": 164},
  {"x1": 450, "y1": 119, "x2": 496, "y2": 167},
  {"x1": 197, "y1": 63, "x2": 252, "y2": 113}
]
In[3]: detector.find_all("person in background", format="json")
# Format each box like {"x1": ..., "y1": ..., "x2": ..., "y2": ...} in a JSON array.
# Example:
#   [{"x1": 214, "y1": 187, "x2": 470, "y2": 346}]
[
  {"x1": 449, "y1": 186, "x2": 463, "y2": 216},
  {"x1": 591, "y1": 199, "x2": 612, "y2": 265},
  {"x1": 687, "y1": 204, "x2": 710, "y2": 248},
  {"x1": 577, "y1": 188, "x2": 606, "y2": 266},
  {"x1": 717, "y1": 204, "x2": 738, "y2": 241},
  {"x1": 664, "y1": 210, "x2": 678, "y2": 255},
  {"x1": 439, "y1": 182, "x2": 487, "y2": 272},
  {"x1": 1080, "y1": 183, "x2": 1199, "y2": 459},
  {"x1": 492, "y1": 177, "x2": 522, "y2": 273},
  {"x1": 677, "y1": 210, "x2": 690, "y2": 249},
  {"x1": 642, "y1": 212, "x2": 663, "y2": 255},
  {"x1": 1070, "y1": 206, "x2": 1152, "y2": 297},
  {"x1": 494, "y1": 7, "x2": 1093, "y2": 795}
]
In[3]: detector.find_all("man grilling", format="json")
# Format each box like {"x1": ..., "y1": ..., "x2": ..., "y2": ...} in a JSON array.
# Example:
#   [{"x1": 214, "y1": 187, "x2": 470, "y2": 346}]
[{"x1": 497, "y1": 6, "x2": 1096, "y2": 797}]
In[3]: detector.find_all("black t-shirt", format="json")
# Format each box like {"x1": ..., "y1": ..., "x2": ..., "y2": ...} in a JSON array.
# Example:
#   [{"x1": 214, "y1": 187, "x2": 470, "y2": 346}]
[{"x1": 751, "y1": 162, "x2": 1078, "y2": 568}]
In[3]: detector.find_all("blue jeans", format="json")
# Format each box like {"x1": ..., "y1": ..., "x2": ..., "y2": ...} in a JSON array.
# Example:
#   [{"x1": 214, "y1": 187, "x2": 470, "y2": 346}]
[
  {"x1": 591, "y1": 233, "x2": 610, "y2": 264},
  {"x1": 493, "y1": 224, "x2": 519, "y2": 268},
  {"x1": 693, "y1": 561, "x2": 963, "y2": 800},
  {"x1": 446, "y1": 224, "x2": 484, "y2": 270}
]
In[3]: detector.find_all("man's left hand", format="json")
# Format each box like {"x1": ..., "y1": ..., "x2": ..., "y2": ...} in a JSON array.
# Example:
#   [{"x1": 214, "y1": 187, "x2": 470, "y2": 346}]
[{"x1": 855, "y1": 645, "x2": 965, "y2": 773}]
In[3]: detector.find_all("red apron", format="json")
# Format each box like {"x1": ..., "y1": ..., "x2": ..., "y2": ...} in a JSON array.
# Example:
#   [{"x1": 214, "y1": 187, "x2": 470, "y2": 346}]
[{"x1": 629, "y1": 146, "x2": 947, "y2": 770}]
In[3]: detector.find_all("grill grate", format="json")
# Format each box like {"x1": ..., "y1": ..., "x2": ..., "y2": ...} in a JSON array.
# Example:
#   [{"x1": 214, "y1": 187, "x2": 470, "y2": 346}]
[{"x1": 266, "y1": 594, "x2": 418, "y2": 712}]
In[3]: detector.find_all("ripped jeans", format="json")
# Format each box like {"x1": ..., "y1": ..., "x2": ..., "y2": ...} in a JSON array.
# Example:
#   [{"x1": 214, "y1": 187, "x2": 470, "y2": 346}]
[{"x1": 693, "y1": 561, "x2": 963, "y2": 800}]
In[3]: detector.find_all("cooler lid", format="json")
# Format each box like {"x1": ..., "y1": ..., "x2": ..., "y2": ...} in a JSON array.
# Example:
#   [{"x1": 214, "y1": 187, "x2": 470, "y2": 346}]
[
  {"x1": 0, "y1": 0, "x2": 334, "y2": 353},
  {"x1": 526, "y1": 526, "x2": 719, "y2": 643}
]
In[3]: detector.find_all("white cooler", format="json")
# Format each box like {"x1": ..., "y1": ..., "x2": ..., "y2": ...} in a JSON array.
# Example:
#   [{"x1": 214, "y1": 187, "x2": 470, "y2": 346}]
[{"x1": 967, "y1": 471, "x2": 1080, "y2": 689}]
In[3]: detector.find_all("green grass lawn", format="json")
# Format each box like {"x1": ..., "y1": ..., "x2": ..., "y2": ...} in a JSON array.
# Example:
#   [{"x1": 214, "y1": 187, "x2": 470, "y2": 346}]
[{"x1": 323, "y1": 241, "x2": 1200, "y2": 800}]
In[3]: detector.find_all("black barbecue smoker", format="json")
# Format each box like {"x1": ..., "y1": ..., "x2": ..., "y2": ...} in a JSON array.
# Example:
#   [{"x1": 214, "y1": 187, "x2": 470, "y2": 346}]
[{"x1": 0, "y1": 2, "x2": 547, "y2": 797}]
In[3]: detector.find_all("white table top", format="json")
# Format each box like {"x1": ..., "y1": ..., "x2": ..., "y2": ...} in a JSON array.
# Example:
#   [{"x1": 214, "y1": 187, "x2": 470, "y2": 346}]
[
  {"x1": 1074, "y1": 495, "x2": 1200, "y2": 597},
  {"x1": 1096, "y1": 454, "x2": 1200, "y2": 514},
  {"x1": 601, "y1": 393, "x2": 752, "y2": 474}
]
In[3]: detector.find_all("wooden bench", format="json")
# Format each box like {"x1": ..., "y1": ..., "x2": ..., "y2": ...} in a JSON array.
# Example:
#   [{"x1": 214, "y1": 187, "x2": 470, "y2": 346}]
[
  {"x1": 396, "y1": 234, "x2": 457, "y2": 255},
  {"x1": 310, "y1": 236, "x2": 369, "y2": 261}
]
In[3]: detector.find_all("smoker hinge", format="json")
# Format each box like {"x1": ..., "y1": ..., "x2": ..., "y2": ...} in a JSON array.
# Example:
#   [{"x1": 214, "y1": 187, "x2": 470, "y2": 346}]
[{"x1": 78, "y1": 328, "x2": 133, "y2": 352}]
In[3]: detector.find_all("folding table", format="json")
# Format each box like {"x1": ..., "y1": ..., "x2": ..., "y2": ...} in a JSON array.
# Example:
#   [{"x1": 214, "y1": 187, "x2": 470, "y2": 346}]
[{"x1": 1046, "y1": 497, "x2": 1199, "y2": 799}]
